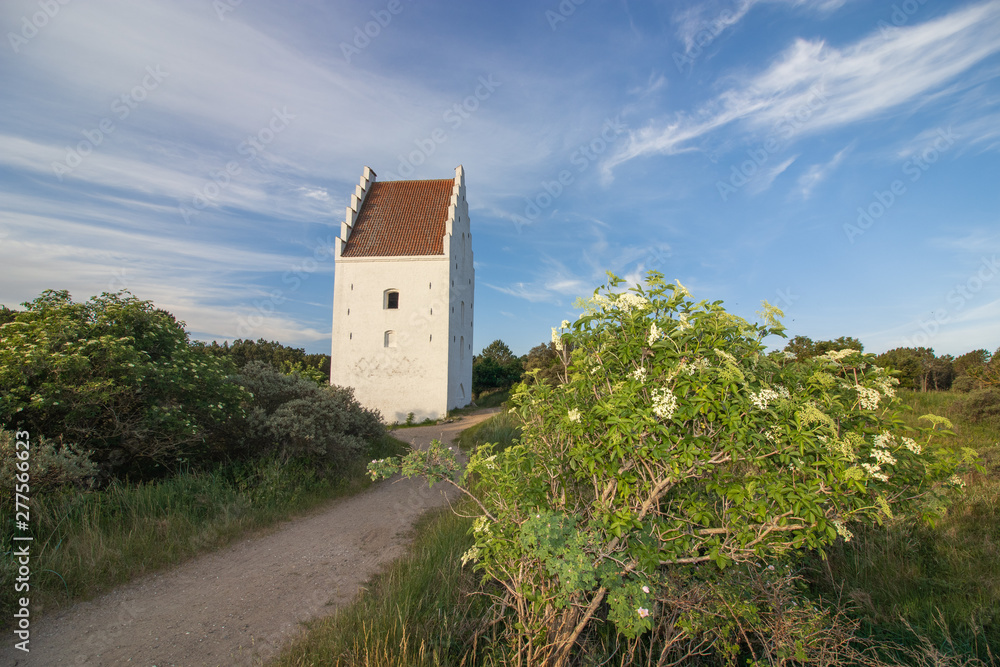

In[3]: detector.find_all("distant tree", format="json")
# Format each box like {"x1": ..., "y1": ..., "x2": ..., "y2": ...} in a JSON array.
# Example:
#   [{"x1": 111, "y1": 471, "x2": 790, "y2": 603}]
[
  {"x1": 196, "y1": 338, "x2": 331, "y2": 386},
  {"x1": 0, "y1": 306, "x2": 17, "y2": 326},
  {"x1": 954, "y1": 349, "x2": 991, "y2": 379},
  {"x1": 873, "y1": 347, "x2": 951, "y2": 391},
  {"x1": 472, "y1": 339, "x2": 523, "y2": 398},
  {"x1": 782, "y1": 335, "x2": 815, "y2": 360},
  {"x1": 783, "y1": 335, "x2": 863, "y2": 360},
  {"x1": 521, "y1": 342, "x2": 566, "y2": 386},
  {"x1": 969, "y1": 346, "x2": 1000, "y2": 388}
]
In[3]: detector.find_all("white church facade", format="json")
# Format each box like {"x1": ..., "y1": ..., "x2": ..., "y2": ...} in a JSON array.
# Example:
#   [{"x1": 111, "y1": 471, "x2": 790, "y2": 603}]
[{"x1": 330, "y1": 165, "x2": 474, "y2": 423}]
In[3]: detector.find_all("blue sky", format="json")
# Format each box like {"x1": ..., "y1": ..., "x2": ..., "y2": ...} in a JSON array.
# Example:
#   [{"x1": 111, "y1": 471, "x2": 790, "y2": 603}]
[{"x1": 2, "y1": 0, "x2": 998, "y2": 358}]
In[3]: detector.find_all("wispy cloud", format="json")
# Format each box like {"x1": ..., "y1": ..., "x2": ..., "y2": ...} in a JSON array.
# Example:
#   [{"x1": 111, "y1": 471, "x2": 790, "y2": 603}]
[
  {"x1": 797, "y1": 142, "x2": 853, "y2": 198},
  {"x1": 748, "y1": 155, "x2": 797, "y2": 194},
  {"x1": 673, "y1": 0, "x2": 848, "y2": 55},
  {"x1": 610, "y1": 1, "x2": 1000, "y2": 174}
]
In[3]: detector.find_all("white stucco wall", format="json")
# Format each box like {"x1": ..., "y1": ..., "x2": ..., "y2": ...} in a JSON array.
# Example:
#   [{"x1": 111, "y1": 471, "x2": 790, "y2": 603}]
[
  {"x1": 331, "y1": 255, "x2": 452, "y2": 423},
  {"x1": 330, "y1": 165, "x2": 475, "y2": 423}
]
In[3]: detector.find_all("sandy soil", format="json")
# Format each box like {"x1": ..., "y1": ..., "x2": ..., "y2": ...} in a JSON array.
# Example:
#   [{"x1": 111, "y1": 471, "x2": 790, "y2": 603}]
[{"x1": 2, "y1": 410, "x2": 499, "y2": 666}]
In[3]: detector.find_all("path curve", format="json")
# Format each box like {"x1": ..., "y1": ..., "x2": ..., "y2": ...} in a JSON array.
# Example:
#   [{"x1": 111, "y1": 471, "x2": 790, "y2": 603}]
[{"x1": 3, "y1": 409, "x2": 499, "y2": 666}]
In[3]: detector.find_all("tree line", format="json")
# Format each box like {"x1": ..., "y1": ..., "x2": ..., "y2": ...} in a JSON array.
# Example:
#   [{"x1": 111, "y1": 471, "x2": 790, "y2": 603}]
[
  {"x1": 478, "y1": 332, "x2": 997, "y2": 399},
  {"x1": 783, "y1": 335, "x2": 997, "y2": 392}
]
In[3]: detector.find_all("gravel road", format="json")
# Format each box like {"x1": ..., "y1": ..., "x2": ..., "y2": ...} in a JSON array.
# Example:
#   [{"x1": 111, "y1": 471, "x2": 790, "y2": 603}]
[{"x1": 2, "y1": 410, "x2": 499, "y2": 666}]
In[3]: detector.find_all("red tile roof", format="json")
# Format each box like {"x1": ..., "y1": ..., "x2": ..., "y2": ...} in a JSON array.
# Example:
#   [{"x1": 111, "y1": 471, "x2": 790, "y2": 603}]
[{"x1": 341, "y1": 178, "x2": 454, "y2": 257}]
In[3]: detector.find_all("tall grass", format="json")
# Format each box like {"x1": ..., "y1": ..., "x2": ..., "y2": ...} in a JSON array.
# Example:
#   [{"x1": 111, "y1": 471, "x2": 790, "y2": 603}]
[
  {"x1": 0, "y1": 433, "x2": 406, "y2": 620},
  {"x1": 456, "y1": 411, "x2": 521, "y2": 453},
  {"x1": 810, "y1": 390, "x2": 1000, "y2": 659}
]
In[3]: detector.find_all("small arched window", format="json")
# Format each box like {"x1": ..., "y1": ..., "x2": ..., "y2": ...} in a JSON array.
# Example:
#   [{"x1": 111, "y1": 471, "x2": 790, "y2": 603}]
[
  {"x1": 384, "y1": 289, "x2": 399, "y2": 309},
  {"x1": 384, "y1": 330, "x2": 396, "y2": 348}
]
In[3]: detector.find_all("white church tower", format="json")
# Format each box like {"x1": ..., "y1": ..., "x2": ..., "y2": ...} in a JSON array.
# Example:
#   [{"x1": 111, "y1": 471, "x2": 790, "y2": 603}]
[{"x1": 330, "y1": 165, "x2": 474, "y2": 423}]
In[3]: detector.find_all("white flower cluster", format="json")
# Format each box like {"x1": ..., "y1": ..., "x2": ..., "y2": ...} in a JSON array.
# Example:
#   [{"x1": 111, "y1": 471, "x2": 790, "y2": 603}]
[
  {"x1": 568, "y1": 408, "x2": 581, "y2": 423},
  {"x1": 472, "y1": 516, "x2": 491, "y2": 535},
  {"x1": 874, "y1": 374, "x2": 898, "y2": 398},
  {"x1": 833, "y1": 519, "x2": 853, "y2": 543},
  {"x1": 873, "y1": 432, "x2": 893, "y2": 449},
  {"x1": 750, "y1": 388, "x2": 780, "y2": 410},
  {"x1": 551, "y1": 327, "x2": 564, "y2": 351},
  {"x1": 561, "y1": 320, "x2": 570, "y2": 329},
  {"x1": 856, "y1": 385, "x2": 880, "y2": 410},
  {"x1": 902, "y1": 437, "x2": 922, "y2": 455},
  {"x1": 652, "y1": 387, "x2": 678, "y2": 420},
  {"x1": 714, "y1": 348, "x2": 738, "y2": 366},
  {"x1": 824, "y1": 348, "x2": 855, "y2": 361},
  {"x1": 871, "y1": 447, "x2": 896, "y2": 466},
  {"x1": 680, "y1": 357, "x2": 710, "y2": 375},
  {"x1": 775, "y1": 385, "x2": 790, "y2": 399},
  {"x1": 616, "y1": 293, "x2": 649, "y2": 313},
  {"x1": 861, "y1": 463, "x2": 889, "y2": 482},
  {"x1": 783, "y1": 351, "x2": 798, "y2": 360},
  {"x1": 677, "y1": 313, "x2": 692, "y2": 331},
  {"x1": 647, "y1": 322, "x2": 661, "y2": 346},
  {"x1": 461, "y1": 545, "x2": 481, "y2": 567},
  {"x1": 949, "y1": 474, "x2": 966, "y2": 488},
  {"x1": 630, "y1": 367, "x2": 647, "y2": 381}
]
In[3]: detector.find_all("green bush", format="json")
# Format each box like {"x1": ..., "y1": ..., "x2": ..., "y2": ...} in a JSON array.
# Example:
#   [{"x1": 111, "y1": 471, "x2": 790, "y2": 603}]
[
  {"x1": 374, "y1": 272, "x2": 976, "y2": 665},
  {"x1": 952, "y1": 375, "x2": 978, "y2": 393},
  {"x1": 0, "y1": 429, "x2": 97, "y2": 501},
  {"x1": 951, "y1": 388, "x2": 1000, "y2": 425},
  {"x1": 235, "y1": 361, "x2": 384, "y2": 472},
  {"x1": 0, "y1": 290, "x2": 247, "y2": 479}
]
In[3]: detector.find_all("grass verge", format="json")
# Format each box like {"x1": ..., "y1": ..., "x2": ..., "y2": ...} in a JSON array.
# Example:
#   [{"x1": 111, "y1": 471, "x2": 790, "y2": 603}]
[
  {"x1": 809, "y1": 390, "x2": 1000, "y2": 659},
  {"x1": 0, "y1": 433, "x2": 406, "y2": 622},
  {"x1": 456, "y1": 410, "x2": 521, "y2": 453}
]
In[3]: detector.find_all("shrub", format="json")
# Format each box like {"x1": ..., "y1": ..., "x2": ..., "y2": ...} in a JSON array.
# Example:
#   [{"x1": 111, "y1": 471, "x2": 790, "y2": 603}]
[
  {"x1": 373, "y1": 272, "x2": 976, "y2": 665},
  {"x1": 952, "y1": 375, "x2": 978, "y2": 393},
  {"x1": 0, "y1": 290, "x2": 247, "y2": 479},
  {"x1": 235, "y1": 361, "x2": 383, "y2": 472},
  {"x1": 951, "y1": 388, "x2": 1000, "y2": 425},
  {"x1": 0, "y1": 429, "x2": 97, "y2": 499}
]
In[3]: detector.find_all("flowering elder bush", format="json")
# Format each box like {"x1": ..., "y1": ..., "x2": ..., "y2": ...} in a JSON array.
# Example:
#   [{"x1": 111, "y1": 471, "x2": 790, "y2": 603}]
[
  {"x1": 370, "y1": 273, "x2": 975, "y2": 666},
  {"x1": 0, "y1": 290, "x2": 248, "y2": 479}
]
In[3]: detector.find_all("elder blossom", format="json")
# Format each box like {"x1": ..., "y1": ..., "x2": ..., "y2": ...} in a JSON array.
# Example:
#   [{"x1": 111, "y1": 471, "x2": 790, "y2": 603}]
[
  {"x1": 652, "y1": 387, "x2": 677, "y2": 420},
  {"x1": 551, "y1": 327, "x2": 564, "y2": 351},
  {"x1": 617, "y1": 292, "x2": 648, "y2": 313},
  {"x1": 647, "y1": 322, "x2": 661, "y2": 345},
  {"x1": 856, "y1": 385, "x2": 880, "y2": 411},
  {"x1": 833, "y1": 520, "x2": 853, "y2": 542},
  {"x1": 567, "y1": 408, "x2": 581, "y2": 423},
  {"x1": 750, "y1": 388, "x2": 780, "y2": 410}
]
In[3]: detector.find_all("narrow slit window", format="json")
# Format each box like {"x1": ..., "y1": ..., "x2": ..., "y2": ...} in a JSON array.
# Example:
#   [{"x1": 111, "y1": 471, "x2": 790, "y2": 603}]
[{"x1": 384, "y1": 330, "x2": 396, "y2": 348}]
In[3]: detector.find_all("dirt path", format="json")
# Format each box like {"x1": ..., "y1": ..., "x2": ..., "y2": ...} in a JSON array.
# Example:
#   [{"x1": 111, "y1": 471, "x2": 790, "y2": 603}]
[{"x1": 3, "y1": 410, "x2": 499, "y2": 666}]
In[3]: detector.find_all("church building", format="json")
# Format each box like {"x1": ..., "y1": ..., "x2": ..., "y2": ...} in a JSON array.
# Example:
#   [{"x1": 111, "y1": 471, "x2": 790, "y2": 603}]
[{"x1": 330, "y1": 165, "x2": 474, "y2": 423}]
